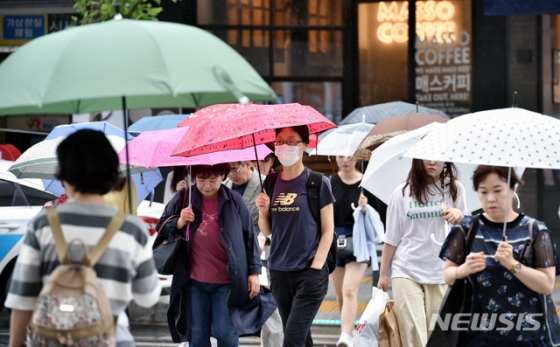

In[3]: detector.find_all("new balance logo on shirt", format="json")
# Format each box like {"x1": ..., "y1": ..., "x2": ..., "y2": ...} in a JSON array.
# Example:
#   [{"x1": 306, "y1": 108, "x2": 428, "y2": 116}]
[
  {"x1": 273, "y1": 193, "x2": 297, "y2": 206},
  {"x1": 272, "y1": 193, "x2": 300, "y2": 212}
]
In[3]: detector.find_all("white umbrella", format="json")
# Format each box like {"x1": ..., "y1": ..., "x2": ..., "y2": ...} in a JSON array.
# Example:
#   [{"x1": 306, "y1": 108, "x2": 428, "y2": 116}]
[
  {"x1": 403, "y1": 107, "x2": 560, "y2": 169},
  {"x1": 9, "y1": 135, "x2": 153, "y2": 179},
  {"x1": 403, "y1": 107, "x2": 544, "y2": 236},
  {"x1": 361, "y1": 122, "x2": 526, "y2": 244},
  {"x1": 307, "y1": 122, "x2": 374, "y2": 157},
  {"x1": 360, "y1": 123, "x2": 487, "y2": 212}
]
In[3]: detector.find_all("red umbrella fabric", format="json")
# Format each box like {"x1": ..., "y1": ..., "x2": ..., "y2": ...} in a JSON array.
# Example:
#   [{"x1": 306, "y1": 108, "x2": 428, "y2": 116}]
[
  {"x1": 172, "y1": 103, "x2": 336, "y2": 157},
  {"x1": 177, "y1": 103, "x2": 247, "y2": 128}
]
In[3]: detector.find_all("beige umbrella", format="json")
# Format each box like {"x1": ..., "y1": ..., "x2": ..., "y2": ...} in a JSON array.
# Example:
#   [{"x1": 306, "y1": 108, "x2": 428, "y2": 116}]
[{"x1": 352, "y1": 113, "x2": 448, "y2": 161}]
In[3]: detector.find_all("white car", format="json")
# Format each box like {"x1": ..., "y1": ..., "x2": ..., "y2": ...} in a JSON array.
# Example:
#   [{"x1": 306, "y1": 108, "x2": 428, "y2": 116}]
[{"x1": 0, "y1": 160, "x2": 170, "y2": 309}]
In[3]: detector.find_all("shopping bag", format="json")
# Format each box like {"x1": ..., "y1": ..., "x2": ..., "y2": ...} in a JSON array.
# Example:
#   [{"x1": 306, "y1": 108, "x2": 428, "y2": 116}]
[
  {"x1": 379, "y1": 300, "x2": 402, "y2": 347},
  {"x1": 354, "y1": 287, "x2": 388, "y2": 347}
]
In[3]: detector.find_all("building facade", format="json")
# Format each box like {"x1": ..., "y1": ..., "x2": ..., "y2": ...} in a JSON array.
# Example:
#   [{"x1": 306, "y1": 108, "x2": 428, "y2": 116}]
[{"x1": 2, "y1": 0, "x2": 560, "y2": 233}]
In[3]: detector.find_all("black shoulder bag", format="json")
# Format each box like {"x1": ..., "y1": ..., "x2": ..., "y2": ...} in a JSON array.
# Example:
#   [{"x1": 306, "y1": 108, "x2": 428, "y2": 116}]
[
  {"x1": 427, "y1": 215, "x2": 479, "y2": 347},
  {"x1": 152, "y1": 188, "x2": 188, "y2": 275}
]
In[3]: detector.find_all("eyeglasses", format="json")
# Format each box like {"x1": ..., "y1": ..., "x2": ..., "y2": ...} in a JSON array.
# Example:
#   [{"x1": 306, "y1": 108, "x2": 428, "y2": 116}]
[
  {"x1": 228, "y1": 166, "x2": 242, "y2": 175},
  {"x1": 273, "y1": 139, "x2": 303, "y2": 146}
]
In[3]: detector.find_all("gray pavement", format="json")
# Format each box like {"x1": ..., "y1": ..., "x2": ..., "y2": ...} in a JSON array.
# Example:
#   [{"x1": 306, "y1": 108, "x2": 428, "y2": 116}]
[
  {"x1": 128, "y1": 265, "x2": 560, "y2": 346},
  {"x1": 0, "y1": 267, "x2": 559, "y2": 346}
]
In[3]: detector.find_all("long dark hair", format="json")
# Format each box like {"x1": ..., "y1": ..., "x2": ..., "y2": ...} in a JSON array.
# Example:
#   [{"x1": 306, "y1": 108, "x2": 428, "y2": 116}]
[
  {"x1": 170, "y1": 166, "x2": 187, "y2": 194},
  {"x1": 402, "y1": 159, "x2": 459, "y2": 204}
]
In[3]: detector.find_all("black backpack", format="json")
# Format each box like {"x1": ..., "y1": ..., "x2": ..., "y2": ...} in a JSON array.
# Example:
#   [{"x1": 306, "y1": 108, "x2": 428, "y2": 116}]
[{"x1": 264, "y1": 170, "x2": 337, "y2": 273}]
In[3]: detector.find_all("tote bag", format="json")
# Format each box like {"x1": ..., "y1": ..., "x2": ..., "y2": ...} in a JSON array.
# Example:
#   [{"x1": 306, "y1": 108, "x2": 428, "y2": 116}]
[{"x1": 152, "y1": 189, "x2": 188, "y2": 275}]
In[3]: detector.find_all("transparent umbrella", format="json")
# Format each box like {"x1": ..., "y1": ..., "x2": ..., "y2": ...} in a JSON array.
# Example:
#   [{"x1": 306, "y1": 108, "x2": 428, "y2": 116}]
[
  {"x1": 340, "y1": 101, "x2": 449, "y2": 125},
  {"x1": 307, "y1": 122, "x2": 375, "y2": 157}
]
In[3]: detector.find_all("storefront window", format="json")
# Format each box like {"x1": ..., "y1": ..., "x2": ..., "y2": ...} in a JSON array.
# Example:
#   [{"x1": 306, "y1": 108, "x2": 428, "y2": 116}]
[
  {"x1": 274, "y1": 30, "x2": 343, "y2": 77},
  {"x1": 197, "y1": 0, "x2": 346, "y2": 113},
  {"x1": 198, "y1": 0, "x2": 271, "y2": 25},
  {"x1": 272, "y1": 82, "x2": 342, "y2": 122},
  {"x1": 358, "y1": 2, "x2": 409, "y2": 106},
  {"x1": 208, "y1": 29, "x2": 270, "y2": 76},
  {"x1": 358, "y1": 1, "x2": 472, "y2": 117},
  {"x1": 414, "y1": 0, "x2": 472, "y2": 118},
  {"x1": 274, "y1": 0, "x2": 343, "y2": 26}
]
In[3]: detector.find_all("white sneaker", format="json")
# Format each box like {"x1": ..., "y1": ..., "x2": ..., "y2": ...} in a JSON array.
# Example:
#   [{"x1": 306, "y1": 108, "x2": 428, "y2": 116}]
[
  {"x1": 178, "y1": 343, "x2": 189, "y2": 347},
  {"x1": 336, "y1": 332, "x2": 354, "y2": 347}
]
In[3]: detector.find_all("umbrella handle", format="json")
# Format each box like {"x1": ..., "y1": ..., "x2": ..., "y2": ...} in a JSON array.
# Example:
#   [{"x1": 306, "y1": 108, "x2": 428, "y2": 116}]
[
  {"x1": 430, "y1": 233, "x2": 443, "y2": 246},
  {"x1": 251, "y1": 134, "x2": 264, "y2": 191}
]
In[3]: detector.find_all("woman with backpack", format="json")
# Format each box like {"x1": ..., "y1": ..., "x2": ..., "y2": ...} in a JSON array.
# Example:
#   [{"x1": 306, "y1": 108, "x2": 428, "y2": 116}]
[
  {"x1": 256, "y1": 125, "x2": 335, "y2": 347},
  {"x1": 377, "y1": 159, "x2": 468, "y2": 347},
  {"x1": 6, "y1": 129, "x2": 161, "y2": 347}
]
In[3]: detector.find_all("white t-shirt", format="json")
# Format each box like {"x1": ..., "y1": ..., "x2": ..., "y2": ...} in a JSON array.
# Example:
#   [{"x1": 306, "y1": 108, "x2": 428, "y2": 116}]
[
  {"x1": 163, "y1": 171, "x2": 175, "y2": 206},
  {"x1": 384, "y1": 181, "x2": 468, "y2": 284}
]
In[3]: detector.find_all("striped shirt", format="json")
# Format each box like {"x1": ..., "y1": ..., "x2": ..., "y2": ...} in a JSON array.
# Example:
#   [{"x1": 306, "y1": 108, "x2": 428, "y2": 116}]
[{"x1": 5, "y1": 201, "x2": 161, "y2": 347}]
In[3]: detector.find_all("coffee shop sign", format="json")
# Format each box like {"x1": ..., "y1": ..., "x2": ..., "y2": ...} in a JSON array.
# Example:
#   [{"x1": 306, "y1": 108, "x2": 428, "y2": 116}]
[{"x1": 377, "y1": 1, "x2": 456, "y2": 44}]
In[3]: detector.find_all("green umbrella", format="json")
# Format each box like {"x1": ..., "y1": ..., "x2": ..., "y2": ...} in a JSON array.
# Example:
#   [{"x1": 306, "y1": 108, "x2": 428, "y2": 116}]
[
  {"x1": 0, "y1": 18, "x2": 276, "y2": 115},
  {"x1": 0, "y1": 17, "x2": 276, "y2": 213}
]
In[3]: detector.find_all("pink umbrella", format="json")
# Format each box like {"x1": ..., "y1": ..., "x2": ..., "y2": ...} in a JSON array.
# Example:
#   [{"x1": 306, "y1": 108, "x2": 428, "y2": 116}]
[
  {"x1": 117, "y1": 126, "x2": 272, "y2": 168},
  {"x1": 172, "y1": 103, "x2": 336, "y2": 157}
]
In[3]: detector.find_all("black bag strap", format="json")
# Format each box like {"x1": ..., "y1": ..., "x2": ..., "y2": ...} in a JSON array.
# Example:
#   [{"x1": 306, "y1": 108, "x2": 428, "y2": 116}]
[
  {"x1": 307, "y1": 170, "x2": 323, "y2": 224},
  {"x1": 465, "y1": 215, "x2": 480, "y2": 254},
  {"x1": 264, "y1": 172, "x2": 280, "y2": 211}
]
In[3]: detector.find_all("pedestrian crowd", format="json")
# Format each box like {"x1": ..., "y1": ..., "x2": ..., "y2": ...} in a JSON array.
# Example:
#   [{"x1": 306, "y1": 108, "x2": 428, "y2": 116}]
[{"x1": 5, "y1": 124, "x2": 560, "y2": 347}]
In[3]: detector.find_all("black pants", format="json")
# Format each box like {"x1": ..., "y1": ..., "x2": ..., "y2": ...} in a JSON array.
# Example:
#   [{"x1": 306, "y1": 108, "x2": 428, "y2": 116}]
[{"x1": 269, "y1": 264, "x2": 329, "y2": 347}]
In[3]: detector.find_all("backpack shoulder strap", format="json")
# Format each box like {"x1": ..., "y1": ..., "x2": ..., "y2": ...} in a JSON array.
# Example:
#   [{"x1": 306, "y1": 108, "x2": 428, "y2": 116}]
[
  {"x1": 46, "y1": 208, "x2": 68, "y2": 264},
  {"x1": 307, "y1": 170, "x2": 323, "y2": 224},
  {"x1": 47, "y1": 209, "x2": 126, "y2": 266},
  {"x1": 89, "y1": 212, "x2": 127, "y2": 266},
  {"x1": 465, "y1": 215, "x2": 480, "y2": 253},
  {"x1": 264, "y1": 172, "x2": 280, "y2": 215},
  {"x1": 264, "y1": 172, "x2": 280, "y2": 198}
]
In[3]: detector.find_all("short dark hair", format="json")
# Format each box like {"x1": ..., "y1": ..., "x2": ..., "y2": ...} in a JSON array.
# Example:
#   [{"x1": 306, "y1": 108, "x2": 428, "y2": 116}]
[
  {"x1": 275, "y1": 125, "x2": 310, "y2": 144},
  {"x1": 55, "y1": 129, "x2": 119, "y2": 195},
  {"x1": 472, "y1": 165, "x2": 523, "y2": 190},
  {"x1": 191, "y1": 163, "x2": 231, "y2": 180}
]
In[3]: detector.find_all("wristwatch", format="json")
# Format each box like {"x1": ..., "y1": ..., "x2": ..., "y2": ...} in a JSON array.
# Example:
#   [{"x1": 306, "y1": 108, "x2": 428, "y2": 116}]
[{"x1": 510, "y1": 261, "x2": 522, "y2": 274}]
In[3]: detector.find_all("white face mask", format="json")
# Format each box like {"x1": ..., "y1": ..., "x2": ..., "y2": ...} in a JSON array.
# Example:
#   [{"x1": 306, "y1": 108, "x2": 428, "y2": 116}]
[{"x1": 275, "y1": 144, "x2": 300, "y2": 167}]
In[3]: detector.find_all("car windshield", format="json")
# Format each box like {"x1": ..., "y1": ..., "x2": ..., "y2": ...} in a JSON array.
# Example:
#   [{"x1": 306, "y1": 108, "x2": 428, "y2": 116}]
[{"x1": 0, "y1": 179, "x2": 55, "y2": 207}]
